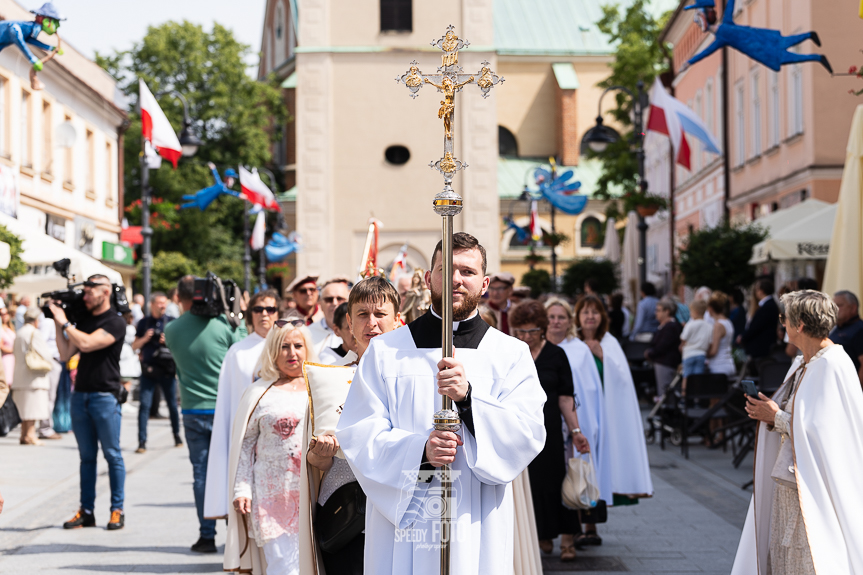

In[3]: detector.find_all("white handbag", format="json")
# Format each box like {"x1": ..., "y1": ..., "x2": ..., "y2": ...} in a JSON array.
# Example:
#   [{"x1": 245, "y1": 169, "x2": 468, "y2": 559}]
[{"x1": 561, "y1": 451, "x2": 600, "y2": 510}]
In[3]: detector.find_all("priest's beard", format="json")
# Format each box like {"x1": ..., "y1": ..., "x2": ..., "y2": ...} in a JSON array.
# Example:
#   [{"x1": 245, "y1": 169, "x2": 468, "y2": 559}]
[{"x1": 430, "y1": 283, "x2": 483, "y2": 321}]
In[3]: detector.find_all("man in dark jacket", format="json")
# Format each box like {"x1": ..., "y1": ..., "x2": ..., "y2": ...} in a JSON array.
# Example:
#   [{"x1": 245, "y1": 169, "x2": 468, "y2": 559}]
[{"x1": 739, "y1": 278, "x2": 779, "y2": 373}]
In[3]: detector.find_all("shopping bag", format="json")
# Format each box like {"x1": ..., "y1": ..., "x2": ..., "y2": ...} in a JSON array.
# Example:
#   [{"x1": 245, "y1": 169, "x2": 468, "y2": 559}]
[
  {"x1": 561, "y1": 452, "x2": 600, "y2": 510},
  {"x1": 0, "y1": 393, "x2": 21, "y2": 437}
]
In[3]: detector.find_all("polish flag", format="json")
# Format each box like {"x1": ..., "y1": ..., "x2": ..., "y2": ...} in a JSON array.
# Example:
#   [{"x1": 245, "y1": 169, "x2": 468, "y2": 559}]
[
  {"x1": 139, "y1": 79, "x2": 183, "y2": 169},
  {"x1": 646, "y1": 78, "x2": 721, "y2": 170},
  {"x1": 239, "y1": 167, "x2": 281, "y2": 211},
  {"x1": 529, "y1": 200, "x2": 542, "y2": 241},
  {"x1": 250, "y1": 211, "x2": 266, "y2": 250},
  {"x1": 388, "y1": 242, "x2": 410, "y2": 281}
]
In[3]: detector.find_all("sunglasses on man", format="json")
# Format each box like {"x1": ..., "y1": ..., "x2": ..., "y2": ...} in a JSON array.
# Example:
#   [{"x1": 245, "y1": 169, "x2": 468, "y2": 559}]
[
  {"x1": 274, "y1": 319, "x2": 306, "y2": 328},
  {"x1": 322, "y1": 296, "x2": 347, "y2": 304}
]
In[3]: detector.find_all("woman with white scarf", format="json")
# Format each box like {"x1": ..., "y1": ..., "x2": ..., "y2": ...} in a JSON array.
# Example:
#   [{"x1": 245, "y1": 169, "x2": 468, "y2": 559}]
[{"x1": 732, "y1": 290, "x2": 863, "y2": 574}]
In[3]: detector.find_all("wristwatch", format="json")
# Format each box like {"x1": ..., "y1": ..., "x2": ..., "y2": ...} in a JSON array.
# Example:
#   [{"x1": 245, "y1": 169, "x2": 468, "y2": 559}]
[
  {"x1": 62, "y1": 321, "x2": 72, "y2": 331},
  {"x1": 571, "y1": 427, "x2": 582, "y2": 436}
]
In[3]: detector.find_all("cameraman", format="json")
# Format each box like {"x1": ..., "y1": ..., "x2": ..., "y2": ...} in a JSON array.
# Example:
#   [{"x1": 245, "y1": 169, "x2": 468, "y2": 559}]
[
  {"x1": 164, "y1": 275, "x2": 247, "y2": 554},
  {"x1": 50, "y1": 274, "x2": 127, "y2": 532},
  {"x1": 132, "y1": 291, "x2": 181, "y2": 453}
]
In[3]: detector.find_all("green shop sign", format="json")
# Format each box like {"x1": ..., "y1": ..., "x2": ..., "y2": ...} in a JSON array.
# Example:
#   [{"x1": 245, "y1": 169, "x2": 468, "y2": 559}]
[{"x1": 102, "y1": 241, "x2": 134, "y2": 266}]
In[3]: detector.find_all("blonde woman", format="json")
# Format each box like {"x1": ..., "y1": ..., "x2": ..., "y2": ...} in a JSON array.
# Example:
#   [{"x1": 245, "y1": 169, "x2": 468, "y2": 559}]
[{"x1": 224, "y1": 320, "x2": 317, "y2": 575}]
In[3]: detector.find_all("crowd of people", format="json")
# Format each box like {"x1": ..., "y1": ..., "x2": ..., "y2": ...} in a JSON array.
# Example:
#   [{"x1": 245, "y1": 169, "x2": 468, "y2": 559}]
[{"x1": 3, "y1": 233, "x2": 863, "y2": 574}]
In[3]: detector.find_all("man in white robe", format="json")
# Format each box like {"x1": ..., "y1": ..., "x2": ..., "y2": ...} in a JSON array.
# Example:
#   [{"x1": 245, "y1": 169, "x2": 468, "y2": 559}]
[
  {"x1": 317, "y1": 301, "x2": 359, "y2": 366},
  {"x1": 337, "y1": 233, "x2": 546, "y2": 575},
  {"x1": 308, "y1": 276, "x2": 350, "y2": 355},
  {"x1": 203, "y1": 289, "x2": 279, "y2": 519}
]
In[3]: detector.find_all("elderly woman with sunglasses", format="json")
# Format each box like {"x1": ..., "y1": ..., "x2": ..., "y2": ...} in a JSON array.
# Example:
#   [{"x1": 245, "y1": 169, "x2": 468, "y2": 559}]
[
  {"x1": 204, "y1": 289, "x2": 283, "y2": 521},
  {"x1": 733, "y1": 290, "x2": 863, "y2": 574},
  {"x1": 224, "y1": 319, "x2": 318, "y2": 575},
  {"x1": 510, "y1": 299, "x2": 589, "y2": 562}
]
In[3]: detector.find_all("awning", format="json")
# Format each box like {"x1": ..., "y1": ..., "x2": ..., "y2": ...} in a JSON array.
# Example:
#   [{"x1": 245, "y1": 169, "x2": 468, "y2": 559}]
[
  {"x1": 0, "y1": 212, "x2": 123, "y2": 295},
  {"x1": 749, "y1": 202, "x2": 837, "y2": 264}
]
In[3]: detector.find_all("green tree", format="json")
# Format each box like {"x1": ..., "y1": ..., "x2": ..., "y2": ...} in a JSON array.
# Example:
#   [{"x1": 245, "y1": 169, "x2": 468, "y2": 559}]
[
  {"x1": 520, "y1": 269, "x2": 551, "y2": 299},
  {"x1": 562, "y1": 259, "x2": 619, "y2": 297},
  {"x1": 139, "y1": 251, "x2": 202, "y2": 293},
  {"x1": 677, "y1": 224, "x2": 768, "y2": 293},
  {"x1": 97, "y1": 21, "x2": 288, "y2": 272},
  {"x1": 0, "y1": 225, "x2": 27, "y2": 289},
  {"x1": 592, "y1": 0, "x2": 670, "y2": 210}
]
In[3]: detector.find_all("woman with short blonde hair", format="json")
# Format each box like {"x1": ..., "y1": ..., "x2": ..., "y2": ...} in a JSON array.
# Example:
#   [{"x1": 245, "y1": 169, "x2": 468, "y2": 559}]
[
  {"x1": 735, "y1": 290, "x2": 863, "y2": 573},
  {"x1": 223, "y1": 321, "x2": 317, "y2": 575}
]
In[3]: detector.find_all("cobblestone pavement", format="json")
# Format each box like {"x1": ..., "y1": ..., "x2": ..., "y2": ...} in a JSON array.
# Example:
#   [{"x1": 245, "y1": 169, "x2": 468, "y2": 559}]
[{"x1": 0, "y1": 404, "x2": 753, "y2": 574}]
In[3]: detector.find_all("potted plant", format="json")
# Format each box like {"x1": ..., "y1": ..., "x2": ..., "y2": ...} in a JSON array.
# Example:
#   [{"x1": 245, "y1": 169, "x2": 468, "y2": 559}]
[{"x1": 621, "y1": 191, "x2": 668, "y2": 217}]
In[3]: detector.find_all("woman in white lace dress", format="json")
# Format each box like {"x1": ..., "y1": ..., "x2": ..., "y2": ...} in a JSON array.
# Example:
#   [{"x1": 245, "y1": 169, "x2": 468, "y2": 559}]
[
  {"x1": 735, "y1": 290, "x2": 863, "y2": 574},
  {"x1": 229, "y1": 320, "x2": 317, "y2": 574}
]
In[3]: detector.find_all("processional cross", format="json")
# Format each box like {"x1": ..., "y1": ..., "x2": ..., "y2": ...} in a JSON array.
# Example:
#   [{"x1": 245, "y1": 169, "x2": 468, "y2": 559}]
[{"x1": 396, "y1": 25, "x2": 503, "y2": 575}]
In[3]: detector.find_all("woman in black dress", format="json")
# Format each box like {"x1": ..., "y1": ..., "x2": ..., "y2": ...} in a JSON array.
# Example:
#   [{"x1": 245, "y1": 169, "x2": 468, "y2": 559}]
[{"x1": 510, "y1": 300, "x2": 590, "y2": 562}]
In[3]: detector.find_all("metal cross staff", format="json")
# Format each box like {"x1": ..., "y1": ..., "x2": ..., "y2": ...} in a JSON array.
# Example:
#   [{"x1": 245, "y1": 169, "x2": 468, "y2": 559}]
[{"x1": 396, "y1": 25, "x2": 503, "y2": 575}]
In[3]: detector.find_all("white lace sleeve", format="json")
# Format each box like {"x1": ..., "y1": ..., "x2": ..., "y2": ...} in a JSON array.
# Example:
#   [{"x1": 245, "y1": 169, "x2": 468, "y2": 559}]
[
  {"x1": 233, "y1": 411, "x2": 260, "y2": 501},
  {"x1": 772, "y1": 410, "x2": 792, "y2": 436}
]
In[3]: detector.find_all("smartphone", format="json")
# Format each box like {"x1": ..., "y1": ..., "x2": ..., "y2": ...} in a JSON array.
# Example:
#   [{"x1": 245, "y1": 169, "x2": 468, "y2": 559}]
[{"x1": 741, "y1": 379, "x2": 759, "y2": 397}]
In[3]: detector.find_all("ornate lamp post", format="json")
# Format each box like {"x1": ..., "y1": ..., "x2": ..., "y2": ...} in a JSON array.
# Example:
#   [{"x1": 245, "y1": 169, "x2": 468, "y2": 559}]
[
  {"x1": 140, "y1": 91, "x2": 201, "y2": 313},
  {"x1": 581, "y1": 80, "x2": 649, "y2": 285}
]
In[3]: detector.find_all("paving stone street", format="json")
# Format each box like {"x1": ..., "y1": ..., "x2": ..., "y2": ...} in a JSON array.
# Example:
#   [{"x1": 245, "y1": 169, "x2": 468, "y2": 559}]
[{"x1": 1, "y1": 404, "x2": 753, "y2": 574}]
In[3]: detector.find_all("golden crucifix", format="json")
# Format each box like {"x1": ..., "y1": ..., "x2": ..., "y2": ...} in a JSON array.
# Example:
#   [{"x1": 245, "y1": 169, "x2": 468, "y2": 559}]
[{"x1": 395, "y1": 25, "x2": 503, "y2": 575}]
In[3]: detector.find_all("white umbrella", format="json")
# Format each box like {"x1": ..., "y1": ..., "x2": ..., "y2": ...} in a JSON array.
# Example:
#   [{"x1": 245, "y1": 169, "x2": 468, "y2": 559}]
[
  {"x1": 621, "y1": 211, "x2": 640, "y2": 310},
  {"x1": 604, "y1": 217, "x2": 620, "y2": 264},
  {"x1": 823, "y1": 104, "x2": 863, "y2": 297}
]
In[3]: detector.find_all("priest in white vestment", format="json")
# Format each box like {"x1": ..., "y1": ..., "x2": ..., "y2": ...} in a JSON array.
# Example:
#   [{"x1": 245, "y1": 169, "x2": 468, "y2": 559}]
[
  {"x1": 732, "y1": 290, "x2": 863, "y2": 575},
  {"x1": 317, "y1": 300, "x2": 359, "y2": 366},
  {"x1": 308, "y1": 277, "x2": 350, "y2": 357},
  {"x1": 337, "y1": 233, "x2": 546, "y2": 575},
  {"x1": 203, "y1": 290, "x2": 279, "y2": 519}
]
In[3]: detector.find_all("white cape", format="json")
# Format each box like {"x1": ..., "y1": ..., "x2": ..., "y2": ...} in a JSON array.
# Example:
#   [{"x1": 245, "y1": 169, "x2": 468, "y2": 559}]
[
  {"x1": 731, "y1": 345, "x2": 863, "y2": 574},
  {"x1": 308, "y1": 318, "x2": 342, "y2": 358},
  {"x1": 203, "y1": 332, "x2": 266, "y2": 519},
  {"x1": 600, "y1": 333, "x2": 653, "y2": 498},
  {"x1": 336, "y1": 326, "x2": 546, "y2": 575},
  {"x1": 558, "y1": 336, "x2": 613, "y2": 505},
  {"x1": 318, "y1": 346, "x2": 357, "y2": 366}
]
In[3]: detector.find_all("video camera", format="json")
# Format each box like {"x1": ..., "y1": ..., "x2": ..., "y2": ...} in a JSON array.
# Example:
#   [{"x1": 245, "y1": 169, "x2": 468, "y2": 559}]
[
  {"x1": 190, "y1": 271, "x2": 243, "y2": 328},
  {"x1": 40, "y1": 258, "x2": 130, "y2": 324}
]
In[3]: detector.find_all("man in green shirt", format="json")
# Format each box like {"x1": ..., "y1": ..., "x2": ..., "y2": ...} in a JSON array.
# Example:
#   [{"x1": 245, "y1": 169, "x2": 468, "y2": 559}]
[{"x1": 164, "y1": 276, "x2": 246, "y2": 554}]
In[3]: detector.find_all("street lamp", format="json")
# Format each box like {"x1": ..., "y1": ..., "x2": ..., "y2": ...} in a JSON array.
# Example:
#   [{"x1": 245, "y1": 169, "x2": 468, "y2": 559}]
[
  {"x1": 253, "y1": 166, "x2": 280, "y2": 291},
  {"x1": 140, "y1": 91, "x2": 201, "y2": 314},
  {"x1": 581, "y1": 80, "x2": 650, "y2": 286}
]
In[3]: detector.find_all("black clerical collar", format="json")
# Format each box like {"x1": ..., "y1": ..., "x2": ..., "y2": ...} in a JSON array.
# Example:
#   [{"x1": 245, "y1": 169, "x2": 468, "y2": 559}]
[{"x1": 408, "y1": 308, "x2": 490, "y2": 349}]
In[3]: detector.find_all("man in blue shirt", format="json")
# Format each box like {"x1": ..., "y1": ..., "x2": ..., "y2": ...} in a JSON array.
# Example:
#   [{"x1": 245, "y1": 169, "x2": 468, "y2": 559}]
[
  {"x1": 631, "y1": 282, "x2": 660, "y2": 341},
  {"x1": 830, "y1": 290, "x2": 863, "y2": 385}
]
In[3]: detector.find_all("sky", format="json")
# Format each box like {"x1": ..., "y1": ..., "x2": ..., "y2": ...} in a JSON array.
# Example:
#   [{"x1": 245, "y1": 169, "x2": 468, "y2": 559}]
[{"x1": 31, "y1": 0, "x2": 267, "y2": 63}]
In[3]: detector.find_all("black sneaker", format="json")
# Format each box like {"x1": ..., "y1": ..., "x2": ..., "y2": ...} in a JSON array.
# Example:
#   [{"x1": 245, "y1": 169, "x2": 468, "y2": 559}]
[
  {"x1": 190, "y1": 537, "x2": 217, "y2": 553},
  {"x1": 135, "y1": 442, "x2": 146, "y2": 454},
  {"x1": 107, "y1": 509, "x2": 125, "y2": 530},
  {"x1": 63, "y1": 509, "x2": 95, "y2": 529},
  {"x1": 174, "y1": 434, "x2": 184, "y2": 448}
]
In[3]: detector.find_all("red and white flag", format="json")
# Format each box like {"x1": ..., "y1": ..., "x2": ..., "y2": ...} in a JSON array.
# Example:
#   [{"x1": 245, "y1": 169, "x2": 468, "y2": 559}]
[
  {"x1": 250, "y1": 211, "x2": 266, "y2": 250},
  {"x1": 388, "y1": 242, "x2": 410, "y2": 281},
  {"x1": 529, "y1": 200, "x2": 542, "y2": 241},
  {"x1": 139, "y1": 79, "x2": 182, "y2": 169},
  {"x1": 239, "y1": 167, "x2": 281, "y2": 212}
]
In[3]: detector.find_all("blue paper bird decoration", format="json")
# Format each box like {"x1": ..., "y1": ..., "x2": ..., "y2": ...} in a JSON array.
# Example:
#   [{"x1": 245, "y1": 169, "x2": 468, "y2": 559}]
[
  {"x1": 503, "y1": 215, "x2": 530, "y2": 245},
  {"x1": 533, "y1": 167, "x2": 588, "y2": 215},
  {"x1": 265, "y1": 231, "x2": 302, "y2": 262}
]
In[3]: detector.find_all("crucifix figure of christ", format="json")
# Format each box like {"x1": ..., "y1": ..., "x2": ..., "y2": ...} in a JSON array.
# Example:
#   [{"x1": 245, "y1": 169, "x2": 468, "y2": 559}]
[{"x1": 395, "y1": 25, "x2": 503, "y2": 575}]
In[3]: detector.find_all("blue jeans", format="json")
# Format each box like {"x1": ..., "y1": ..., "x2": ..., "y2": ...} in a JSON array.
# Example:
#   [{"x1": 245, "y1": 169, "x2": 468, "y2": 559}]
[
  {"x1": 71, "y1": 391, "x2": 125, "y2": 512},
  {"x1": 137, "y1": 374, "x2": 180, "y2": 443},
  {"x1": 683, "y1": 355, "x2": 706, "y2": 377},
  {"x1": 183, "y1": 412, "x2": 216, "y2": 539}
]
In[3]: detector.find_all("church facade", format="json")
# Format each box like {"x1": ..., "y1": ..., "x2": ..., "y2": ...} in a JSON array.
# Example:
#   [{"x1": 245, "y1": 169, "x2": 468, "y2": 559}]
[{"x1": 271, "y1": 0, "x2": 620, "y2": 282}]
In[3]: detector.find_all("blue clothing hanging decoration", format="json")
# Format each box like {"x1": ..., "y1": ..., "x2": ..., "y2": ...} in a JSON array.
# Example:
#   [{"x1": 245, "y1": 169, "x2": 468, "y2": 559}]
[
  {"x1": 265, "y1": 231, "x2": 302, "y2": 262},
  {"x1": 685, "y1": 0, "x2": 831, "y2": 74},
  {"x1": 180, "y1": 165, "x2": 242, "y2": 211}
]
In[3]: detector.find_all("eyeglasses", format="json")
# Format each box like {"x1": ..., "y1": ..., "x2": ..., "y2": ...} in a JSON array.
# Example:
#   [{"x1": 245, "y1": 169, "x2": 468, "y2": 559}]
[
  {"x1": 323, "y1": 296, "x2": 347, "y2": 304},
  {"x1": 295, "y1": 287, "x2": 317, "y2": 295},
  {"x1": 252, "y1": 306, "x2": 278, "y2": 314},
  {"x1": 512, "y1": 328, "x2": 543, "y2": 336},
  {"x1": 779, "y1": 314, "x2": 786, "y2": 324},
  {"x1": 274, "y1": 319, "x2": 306, "y2": 328}
]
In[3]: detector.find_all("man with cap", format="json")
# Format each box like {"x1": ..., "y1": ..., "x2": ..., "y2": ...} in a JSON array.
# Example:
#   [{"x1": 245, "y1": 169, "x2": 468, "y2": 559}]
[
  {"x1": 308, "y1": 276, "x2": 350, "y2": 357},
  {"x1": 286, "y1": 275, "x2": 324, "y2": 326},
  {"x1": 481, "y1": 272, "x2": 515, "y2": 335}
]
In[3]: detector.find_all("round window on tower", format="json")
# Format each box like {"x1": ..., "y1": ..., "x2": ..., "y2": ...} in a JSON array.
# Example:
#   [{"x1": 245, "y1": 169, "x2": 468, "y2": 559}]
[{"x1": 385, "y1": 145, "x2": 410, "y2": 165}]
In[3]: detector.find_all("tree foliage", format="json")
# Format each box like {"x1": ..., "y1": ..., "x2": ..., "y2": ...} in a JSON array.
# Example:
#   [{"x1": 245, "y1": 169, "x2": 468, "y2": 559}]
[
  {"x1": 677, "y1": 225, "x2": 768, "y2": 293},
  {"x1": 138, "y1": 251, "x2": 201, "y2": 293},
  {"x1": 520, "y1": 269, "x2": 551, "y2": 299},
  {"x1": 562, "y1": 259, "x2": 619, "y2": 297},
  {"x1": 592, "y1": 0, "x2": 670, "y2": 201},
  {"x1": 0, "y1": 225, "x2": 27, "y2": 289},
  {"x1": 96, "y1": 21, "x2": 288, "y2": 287}
]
